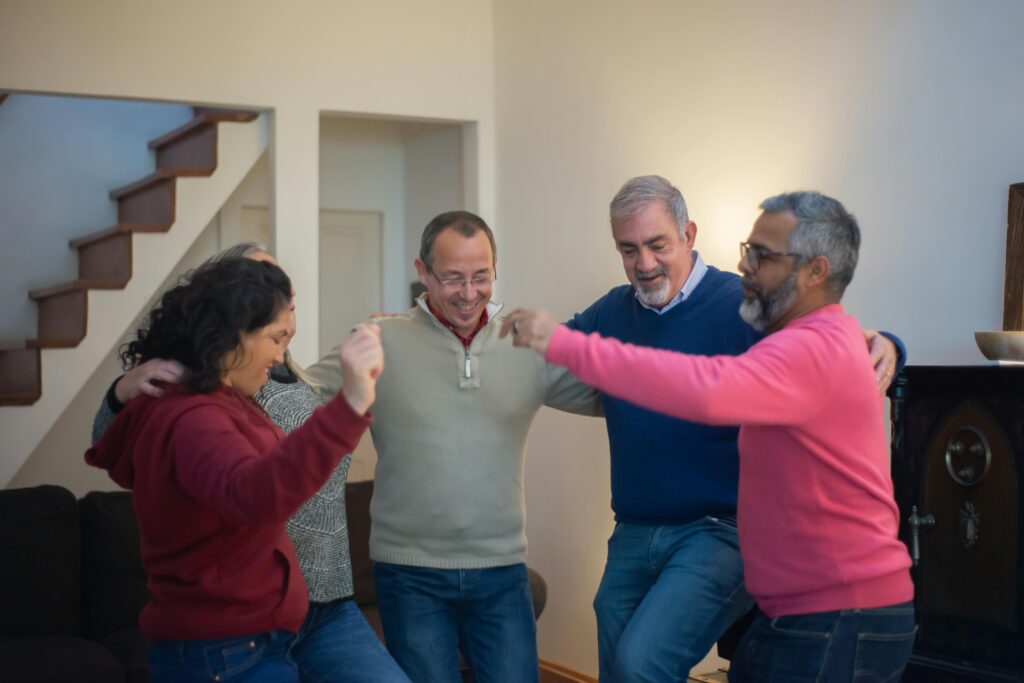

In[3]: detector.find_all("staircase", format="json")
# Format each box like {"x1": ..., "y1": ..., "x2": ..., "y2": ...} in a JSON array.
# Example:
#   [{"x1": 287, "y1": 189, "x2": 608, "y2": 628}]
[{"x1": 0, "y1": 103, "x2": 268, "y2": 485}]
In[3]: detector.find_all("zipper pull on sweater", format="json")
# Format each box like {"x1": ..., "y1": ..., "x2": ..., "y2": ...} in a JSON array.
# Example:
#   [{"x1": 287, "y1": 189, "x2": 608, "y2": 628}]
[{"x1": 465, "y1": 353, "x2": 472, "y2": 378}]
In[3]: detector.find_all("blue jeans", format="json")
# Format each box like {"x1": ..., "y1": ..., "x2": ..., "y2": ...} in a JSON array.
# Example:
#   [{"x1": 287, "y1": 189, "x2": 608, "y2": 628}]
[
  {"x1": 291, "y1": 598, "x2": 412, "y2": 683},
  {"x1": 728, "y1": 602, "x2": 917, "y2": 682},
  {"x1": 149, "y1": 630, "x2": 298, "y2": 682},
  {"x1": 373, "y1": 562, "x2": 539, "y2": 683},
  {"x1": 594, "y1": 517, "x2": 753, "y2": 682}
]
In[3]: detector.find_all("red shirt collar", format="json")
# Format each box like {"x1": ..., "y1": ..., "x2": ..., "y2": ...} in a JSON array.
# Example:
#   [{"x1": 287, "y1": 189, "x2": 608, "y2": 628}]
[{"x1": 424, "y1": 296, "x2": 489, "y2": 348}]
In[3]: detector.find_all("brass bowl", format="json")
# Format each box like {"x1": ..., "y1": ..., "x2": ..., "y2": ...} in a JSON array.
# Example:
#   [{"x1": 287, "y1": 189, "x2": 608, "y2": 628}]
[{"x1": 974, "y1": 331, "x2": 1024, "y2": 361}]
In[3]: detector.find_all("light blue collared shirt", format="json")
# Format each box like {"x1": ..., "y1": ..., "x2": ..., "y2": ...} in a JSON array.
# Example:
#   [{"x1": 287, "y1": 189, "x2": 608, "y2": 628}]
[{"x1": 636, "y1": 251, "x2": 708, "y2": 315}]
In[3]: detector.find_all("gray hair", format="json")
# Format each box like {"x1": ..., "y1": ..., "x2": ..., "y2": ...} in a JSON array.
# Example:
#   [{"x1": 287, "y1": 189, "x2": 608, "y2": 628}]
[
  {"x1": 211, "y1": 241, "x2": 269, "y2": 262},
  {"x1": 759, "y1": 191, "x2": 860, "y2": 297},
  {"x1": 610, "y1": 175, "x2": 689, "y2": 237}
]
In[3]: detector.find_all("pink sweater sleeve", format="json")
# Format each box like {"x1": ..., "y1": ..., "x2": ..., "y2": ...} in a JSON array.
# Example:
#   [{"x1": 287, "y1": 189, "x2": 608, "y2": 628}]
[
  {"x1": 170, "y1": 395, "x2": 371, "y2": 525},
  {"x1": 545, "y1": 323, "x2": 835, "y2": 426}
]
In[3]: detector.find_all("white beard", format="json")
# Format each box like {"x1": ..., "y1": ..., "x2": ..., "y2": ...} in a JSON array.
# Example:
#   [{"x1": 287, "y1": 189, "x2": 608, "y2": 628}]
[
  {"x1": 739, "y1": 297, "x2": 767, "y2": 331},
  {"x1": 635, "y1": 278, "x2": 670, "y2": 307},
  {"x1": 739, "y1": 271, "x2": 799, "y2": 331}
]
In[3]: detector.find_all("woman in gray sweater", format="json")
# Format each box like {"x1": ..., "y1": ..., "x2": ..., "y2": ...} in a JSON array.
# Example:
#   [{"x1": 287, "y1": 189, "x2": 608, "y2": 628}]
[{"x1": 92, "y1": 242, "x2": 410, "y2": 683}]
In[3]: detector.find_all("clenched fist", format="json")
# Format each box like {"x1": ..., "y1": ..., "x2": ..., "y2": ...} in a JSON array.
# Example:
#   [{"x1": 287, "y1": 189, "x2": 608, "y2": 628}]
[{"x1": 339, "y1": 324, "x2": 384, "y2": 415}]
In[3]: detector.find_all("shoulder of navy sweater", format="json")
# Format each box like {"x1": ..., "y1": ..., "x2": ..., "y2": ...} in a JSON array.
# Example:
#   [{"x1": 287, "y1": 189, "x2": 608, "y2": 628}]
[{"x1": 587, "y1": 269, "x2": 750, "y2": 342}]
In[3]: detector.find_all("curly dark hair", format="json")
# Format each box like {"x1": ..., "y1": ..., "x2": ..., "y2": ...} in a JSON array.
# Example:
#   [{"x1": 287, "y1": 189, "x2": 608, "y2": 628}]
[{"x1": 121, "y1": 258, "x2": 293, "y2": 393}]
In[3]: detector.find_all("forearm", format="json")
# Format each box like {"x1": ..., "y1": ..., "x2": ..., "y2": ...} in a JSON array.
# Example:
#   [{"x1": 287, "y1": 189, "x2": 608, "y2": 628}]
[
  {"x1": 545, "y1": 326, "x2": 825, "y2": 426},
  {"x1": 91, "y1": 378, "x2": 125, "y2": 444},
  {"x1": 179, "y1": 395, "x2": 371, "y2": 524}
]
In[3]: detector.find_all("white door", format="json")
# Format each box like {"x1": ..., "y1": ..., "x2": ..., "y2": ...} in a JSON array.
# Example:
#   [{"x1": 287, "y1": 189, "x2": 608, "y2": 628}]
[{"x1": 318, "y1": 210, "x2": 383, "y2": 356}]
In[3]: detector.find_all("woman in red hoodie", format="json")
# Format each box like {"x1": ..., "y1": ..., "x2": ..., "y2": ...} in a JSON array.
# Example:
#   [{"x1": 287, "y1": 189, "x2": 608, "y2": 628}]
[{"x1": 86, "y1": 257, "x2": 383, "y2": 683}]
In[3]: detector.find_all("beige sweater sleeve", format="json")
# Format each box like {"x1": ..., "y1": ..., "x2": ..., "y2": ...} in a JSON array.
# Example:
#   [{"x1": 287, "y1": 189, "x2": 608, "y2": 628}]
[
  {"x1": 306, "y1": 347, "x2": 344, "y2": 401},
  {"x1": 542, "y1": 361, "x2": 603, "y2": 417}
]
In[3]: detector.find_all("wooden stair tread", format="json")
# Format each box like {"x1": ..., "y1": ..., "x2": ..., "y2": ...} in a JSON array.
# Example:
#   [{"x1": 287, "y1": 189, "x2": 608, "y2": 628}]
[
  {"x1": 29, "y1": 278, "x2": 128, "y2": 300},
  {"x1": 192, "y1": 107, "x2": 259, "y2": 121},
  {"x1": 0, "y1": 394, "x2": 40, "y2": 406},
  {"x1": 26, "y1": 338, "x2": 81, "y2": 349},
  {"x1": 148, "y1": 110, "x2": 257, "y2": 150},
  {"x1": 70, "y1": 223, "x2": 171, "y2": 248},
  {"x1": 109, "y1": 168, "x2": 209, "y2": 199}
]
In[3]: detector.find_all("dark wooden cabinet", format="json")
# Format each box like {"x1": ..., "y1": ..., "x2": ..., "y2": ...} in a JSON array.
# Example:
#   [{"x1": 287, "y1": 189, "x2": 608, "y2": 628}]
[{"x1": 890, "y1": 366, "x2": 1024, "y2": 682}]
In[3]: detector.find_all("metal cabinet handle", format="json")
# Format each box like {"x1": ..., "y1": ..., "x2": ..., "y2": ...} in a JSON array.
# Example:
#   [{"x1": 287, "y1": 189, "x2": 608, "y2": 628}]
[{"x1": 908, "y1": 505, "x2": 935, "y2": 567}]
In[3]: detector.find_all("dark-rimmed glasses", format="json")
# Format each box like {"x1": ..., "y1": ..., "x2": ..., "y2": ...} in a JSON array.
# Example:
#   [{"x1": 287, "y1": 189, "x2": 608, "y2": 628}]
[
  {"x1": 739, "y1": 241, "x2": 803, "y2": 272},
  {"x1": 427, "y1": 265, "x2": 496, "y2": 291}
]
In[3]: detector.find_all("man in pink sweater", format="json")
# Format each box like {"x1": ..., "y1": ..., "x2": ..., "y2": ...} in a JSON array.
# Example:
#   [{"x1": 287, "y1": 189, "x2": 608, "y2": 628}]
[{"x1": 502, "y1": 191, "x2": 915, "y2": 682}]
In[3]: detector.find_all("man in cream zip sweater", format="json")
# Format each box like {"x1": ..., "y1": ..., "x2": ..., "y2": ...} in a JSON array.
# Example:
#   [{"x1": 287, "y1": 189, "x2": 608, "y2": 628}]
[{"x1": 307, "y1": 211, "x2": 601, "y2": 683}]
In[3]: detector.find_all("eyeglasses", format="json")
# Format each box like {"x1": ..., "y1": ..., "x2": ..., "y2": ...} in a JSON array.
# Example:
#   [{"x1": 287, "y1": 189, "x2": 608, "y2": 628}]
[
  {"x1": 739, "y1": 241, "x2": 803, "y2": 272},
  {"x1": 427, "y1": 266, "x2": 496, "y2": 291}
]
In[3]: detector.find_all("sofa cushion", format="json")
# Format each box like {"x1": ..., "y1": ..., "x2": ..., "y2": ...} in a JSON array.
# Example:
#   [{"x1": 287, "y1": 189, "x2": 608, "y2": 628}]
[
  {"x1": 0, "y1": 485, "x2": 81, "y2": 636},
  {"x1": 0, "y1": 635, "x2": 124, "y2": 683},
  {"x1": 79, "y1": 491, "x2": 148, "y2": 638},
  {"x1": 96, "y1": 627, "x2": 149, "y2": 683}
]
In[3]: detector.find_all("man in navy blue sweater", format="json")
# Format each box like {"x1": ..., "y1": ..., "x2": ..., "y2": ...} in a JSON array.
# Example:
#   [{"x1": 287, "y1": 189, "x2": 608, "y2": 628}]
[{"x1": 565, "y1": 175, "x2": 902, "y2": 682}]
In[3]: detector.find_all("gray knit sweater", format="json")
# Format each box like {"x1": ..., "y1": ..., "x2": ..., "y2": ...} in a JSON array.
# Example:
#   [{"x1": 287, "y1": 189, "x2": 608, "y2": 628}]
[{"x1": 92, "y1": 370, "x2": 354, "y2": 603}]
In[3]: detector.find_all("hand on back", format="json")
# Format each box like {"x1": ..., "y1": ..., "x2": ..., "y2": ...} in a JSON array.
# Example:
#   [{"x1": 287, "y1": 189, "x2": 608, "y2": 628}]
[
  {"x1": 863, "y1": 329, "x2": 897, "y2": 393},
  {"x1": 114, "y1": 359, "x2": 185, "y2": 403}
]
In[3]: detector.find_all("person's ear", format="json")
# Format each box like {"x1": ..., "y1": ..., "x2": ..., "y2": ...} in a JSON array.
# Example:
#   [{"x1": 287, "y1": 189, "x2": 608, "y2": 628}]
[
  {"x1": 682, "y1": 221, "x2": 697, "y2": 249},
  {"x1": 804, "y1": 255, "x2": 831, "y2": 287},
  {"x1": 415, "y1": 258, "x2": 429, "y2": 286}
]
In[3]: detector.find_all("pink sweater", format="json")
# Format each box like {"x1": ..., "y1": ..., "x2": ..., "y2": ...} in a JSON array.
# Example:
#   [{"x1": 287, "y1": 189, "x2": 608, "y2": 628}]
[{"x1": 546, "y1": 303, "x2": 913, "y2": 617}]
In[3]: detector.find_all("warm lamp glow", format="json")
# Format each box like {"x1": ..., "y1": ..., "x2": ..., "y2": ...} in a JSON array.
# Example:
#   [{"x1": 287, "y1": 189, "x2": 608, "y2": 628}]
[{"x1": 698, "y1": 199, "x2": 762, "y2": 274}]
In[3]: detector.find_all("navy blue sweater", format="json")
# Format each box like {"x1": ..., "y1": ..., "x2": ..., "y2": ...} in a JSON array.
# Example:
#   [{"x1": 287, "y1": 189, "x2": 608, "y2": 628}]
[{"x1": 567, "y1": 267, "x2": 760, "y2": 524}]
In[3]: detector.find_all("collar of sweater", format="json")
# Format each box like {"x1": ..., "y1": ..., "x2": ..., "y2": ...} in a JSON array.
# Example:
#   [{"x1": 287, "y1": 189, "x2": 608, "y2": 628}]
[{"x1": 415, "y1": 294, "x2": 504, "y2": 341}]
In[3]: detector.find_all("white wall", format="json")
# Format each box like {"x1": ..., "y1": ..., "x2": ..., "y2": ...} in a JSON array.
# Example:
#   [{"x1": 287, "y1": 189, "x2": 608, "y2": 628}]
[
  {"x1": 0, "y1": 0, "x2": 496, "y2": 366},
  {"x1": 494, "y1": 0, "x2": 1024, "y2": 675},
  {"x1": 0, "y1": 94, "x2": 192, "y2": 340},
  {"x1": 404, "y1": 123, "x2": 465, "y2": 296}
]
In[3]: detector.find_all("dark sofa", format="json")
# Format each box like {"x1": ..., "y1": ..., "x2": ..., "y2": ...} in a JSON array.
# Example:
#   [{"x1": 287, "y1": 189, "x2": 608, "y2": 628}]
[
  {"x1": 0, "y1": 485, "x2": 148, "y2": 683},
  {"x1": 0, "y1": 482, "x2": 547, "y2": 682}
]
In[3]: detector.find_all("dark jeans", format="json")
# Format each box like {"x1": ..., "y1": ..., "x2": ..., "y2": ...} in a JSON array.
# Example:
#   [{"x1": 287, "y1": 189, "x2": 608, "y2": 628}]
[
  {"x1": 728, "y1": 601, "x2": 917, "y2": 683},
  {"x1": 148, "y1": 630, "x2": 297, "y2": 682},
  {"x1": 373, "y1": 561, "x2": 539, "y2": 683},
  {"x1": 291, "y1": 598, "x2": 411, "y2": 683},
  {"x1": 594, "y1": 517, "x2": 753, "y2": 682}
]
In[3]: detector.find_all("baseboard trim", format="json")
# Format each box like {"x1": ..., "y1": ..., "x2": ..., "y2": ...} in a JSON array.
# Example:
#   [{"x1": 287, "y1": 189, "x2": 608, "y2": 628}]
[{"x1": 539, "y1": 659, "x2": 597, "y2": 683}]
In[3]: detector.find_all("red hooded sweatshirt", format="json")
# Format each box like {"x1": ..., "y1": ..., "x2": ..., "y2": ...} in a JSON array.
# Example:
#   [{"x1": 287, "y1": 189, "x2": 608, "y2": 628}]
[{"x1": 85, "y1": 383, "x2": 370, "y2": 641}]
